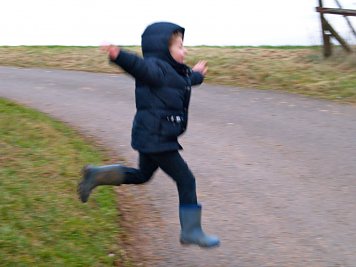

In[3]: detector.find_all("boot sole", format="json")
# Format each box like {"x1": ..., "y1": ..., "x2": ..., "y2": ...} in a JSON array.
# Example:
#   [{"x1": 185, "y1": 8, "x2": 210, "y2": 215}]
[
  {"x1": 180, "y1": 239, "x2": 220, "y2": 248},
  {"x1": 77, "y1": 165, "x2": 94, "y2": 203}
]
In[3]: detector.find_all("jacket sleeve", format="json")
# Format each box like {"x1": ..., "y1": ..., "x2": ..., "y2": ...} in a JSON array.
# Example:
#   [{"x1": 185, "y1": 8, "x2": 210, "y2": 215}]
[
  {"x1": 189, "y1": 71, "x2": 204, "y2": 86},
  {"x1": 111, "y1": 50, "x2": 165, "y2": 87}
]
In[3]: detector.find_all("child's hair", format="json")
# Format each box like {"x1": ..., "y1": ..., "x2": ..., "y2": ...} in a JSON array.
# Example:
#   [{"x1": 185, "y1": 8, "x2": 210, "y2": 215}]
[{"x1": 169, "y1": 30, "x2": 183, "y2": 47}]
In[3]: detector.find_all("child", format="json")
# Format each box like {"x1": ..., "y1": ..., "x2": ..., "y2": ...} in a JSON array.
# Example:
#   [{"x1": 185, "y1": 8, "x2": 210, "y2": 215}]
[{"x1": 78, "y1": 22, "x2": 220, "y2": 248}]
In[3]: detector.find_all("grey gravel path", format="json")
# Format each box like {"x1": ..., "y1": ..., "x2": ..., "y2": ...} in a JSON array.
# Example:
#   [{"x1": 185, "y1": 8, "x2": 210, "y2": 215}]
[{"x1": 1, "y1": 66, "x2": 355, "y2": 267}]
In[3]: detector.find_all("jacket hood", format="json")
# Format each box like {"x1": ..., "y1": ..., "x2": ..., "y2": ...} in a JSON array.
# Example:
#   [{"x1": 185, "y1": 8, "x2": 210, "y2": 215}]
[{"x1": 141, "y1": 22, "x2": 188, "y2": 73}]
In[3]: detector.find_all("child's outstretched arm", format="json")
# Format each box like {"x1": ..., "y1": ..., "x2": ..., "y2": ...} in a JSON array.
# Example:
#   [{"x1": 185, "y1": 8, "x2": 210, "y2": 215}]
[
  {"x1": 192, "y1": 61, "x2": 208, "y2": 76},
  {"x1": 100, "y1": 44, "x2": 165, "y2": 87},
  {"x1": 101, "y1": 45, "x2": 121, "y2": 60},
  {"x1": 190, "y1": 60, "x2": 208, "y2": 86}
]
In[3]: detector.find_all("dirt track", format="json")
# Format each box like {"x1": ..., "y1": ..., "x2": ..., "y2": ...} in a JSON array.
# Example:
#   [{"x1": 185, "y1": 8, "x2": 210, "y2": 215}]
[{"x1": 1, "y1": 66, "x2": 356, "y2": 267}]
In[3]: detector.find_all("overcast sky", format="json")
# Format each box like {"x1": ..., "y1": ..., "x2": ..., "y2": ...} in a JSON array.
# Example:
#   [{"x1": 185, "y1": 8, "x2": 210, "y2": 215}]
[{"x1": 1, "y1": 0, "x2": 355, "y2": 46}]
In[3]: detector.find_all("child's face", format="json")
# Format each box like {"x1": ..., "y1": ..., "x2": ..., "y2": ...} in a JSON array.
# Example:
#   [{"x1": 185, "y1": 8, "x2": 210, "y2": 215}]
[{"x1": 169, "y1": 35, "x2": 187, "y2": 64}]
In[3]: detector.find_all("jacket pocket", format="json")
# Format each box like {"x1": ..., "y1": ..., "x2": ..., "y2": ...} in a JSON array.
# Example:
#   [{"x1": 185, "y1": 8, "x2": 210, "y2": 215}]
[{"x1": 159, "y1": 117, "x2": 184, "y2": 138}]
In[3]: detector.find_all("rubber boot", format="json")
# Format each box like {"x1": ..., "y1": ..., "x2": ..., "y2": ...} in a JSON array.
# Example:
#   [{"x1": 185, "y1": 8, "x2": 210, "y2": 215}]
[
  {"x1": 77, "y1": 164, "x2": 125, "y2": 203},
  {"x1": 179, "y1": 204, "x2": 220, "y2": 248}
]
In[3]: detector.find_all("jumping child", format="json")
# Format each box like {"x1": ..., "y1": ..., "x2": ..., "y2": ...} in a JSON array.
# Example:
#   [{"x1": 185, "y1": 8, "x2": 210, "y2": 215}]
[{"x1": 78, "y1": 22, "x2": 220, "y2": 248}]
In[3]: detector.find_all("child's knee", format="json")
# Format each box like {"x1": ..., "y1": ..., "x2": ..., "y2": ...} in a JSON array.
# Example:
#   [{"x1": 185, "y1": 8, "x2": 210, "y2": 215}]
[
  {"x1": 136, "y1": 174, "x2": 152, "y2": 184},
  {"x1": 123, "y1": 168, "x2": 152, "y2": 184}
]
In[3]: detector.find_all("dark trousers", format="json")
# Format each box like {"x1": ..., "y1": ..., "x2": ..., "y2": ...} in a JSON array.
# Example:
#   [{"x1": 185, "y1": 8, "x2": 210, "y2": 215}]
[{"x1": 123, "y1": 150, "x2": 197, "y2": 205}]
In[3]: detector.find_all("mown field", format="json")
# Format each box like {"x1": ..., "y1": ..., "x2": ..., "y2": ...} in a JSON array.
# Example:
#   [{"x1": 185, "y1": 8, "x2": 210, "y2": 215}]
[{"x1": 0, "y1": 45, "x2": 355, "y2": 103}]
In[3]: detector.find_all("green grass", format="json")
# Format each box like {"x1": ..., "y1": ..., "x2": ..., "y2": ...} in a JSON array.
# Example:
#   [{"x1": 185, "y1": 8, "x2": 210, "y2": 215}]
[
  {"x1": 0, "y1": 45, "x2": 355, "y2": 104},
  {"x1": 0, "y1": 98, "x2": 131, "y2": 266}
]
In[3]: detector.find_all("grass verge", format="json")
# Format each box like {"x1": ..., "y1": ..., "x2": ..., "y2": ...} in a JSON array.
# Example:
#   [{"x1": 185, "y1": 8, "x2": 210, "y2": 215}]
[{"x1": 0, "y1": 98, "x2": 131, "y2": 266}]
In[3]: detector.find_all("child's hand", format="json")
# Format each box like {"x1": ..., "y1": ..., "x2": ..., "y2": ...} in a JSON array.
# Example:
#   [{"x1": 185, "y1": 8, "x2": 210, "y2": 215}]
[
  {"x1": 101, "y1": 44, "x2": 121, "y2": 60},
  {"x1": 192, "y1": 61, "x2": 208, "y2": 76}
]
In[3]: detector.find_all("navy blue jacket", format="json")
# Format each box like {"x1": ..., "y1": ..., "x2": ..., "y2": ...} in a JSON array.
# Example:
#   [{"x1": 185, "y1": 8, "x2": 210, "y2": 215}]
[{"x1": 112, "y1": 22, "x2": 204, "y2": 153}]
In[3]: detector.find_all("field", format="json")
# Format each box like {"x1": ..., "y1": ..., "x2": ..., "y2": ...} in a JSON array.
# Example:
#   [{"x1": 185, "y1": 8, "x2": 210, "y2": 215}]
[{"x1": 0, "y1": 45, "x2": 355, "y2": 103}]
